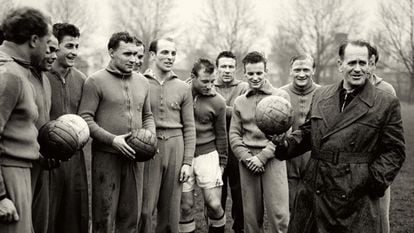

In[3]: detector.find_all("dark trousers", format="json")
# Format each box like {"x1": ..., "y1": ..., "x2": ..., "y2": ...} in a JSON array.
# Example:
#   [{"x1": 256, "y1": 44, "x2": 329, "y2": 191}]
[
  {"x1": 32, "y1": 162, "x2": 49, "y2": 233},
  {"x1": 48, "y1": 150, "x2": 89, "y2": 233},
  {"x1": 92, "y1": 149, "x2": 144, "y2": 233},
  {"x1": 221, "y1": 150, "x2": 244, "y2": 233}
]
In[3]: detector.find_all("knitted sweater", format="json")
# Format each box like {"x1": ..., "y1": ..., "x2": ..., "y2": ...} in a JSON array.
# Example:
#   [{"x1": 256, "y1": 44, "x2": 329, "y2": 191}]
[
  {"x1": 187, "y1": 79, "x2": 228, "y2": 166},
  {"x1": 30, "y1": 70, "x2": 52, "y2": 129},
  {"x1": 46, "y1": 67, "x2": 86, "y2": 120},
  {"x1": 144, "y1": 69, "x2": 196, "y2": 166},
  {"x1": 214, "y1": 78, "x2": 249, "y2": 121},
  {"x1": 78, "y1": 67, "x2": 155, "y2": 153},
  {"x1": 0, "y1": 43, "x2": 40, "y2": 197},
  {"x1": 280, "y1": 82, "x2": 320, "y2": 131},
  {"x1": 229, "y1": 80, "x2": 290, "y2": 165}
]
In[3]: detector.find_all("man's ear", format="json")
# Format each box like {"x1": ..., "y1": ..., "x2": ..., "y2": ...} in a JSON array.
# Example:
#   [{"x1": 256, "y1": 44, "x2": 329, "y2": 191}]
[
  {"x1": 337, "y1": 59, "x2": 343, "y2": 72},
  {"x1": 369, "y1": 55, "x2": 375, "y2": 66},
  {"x1": 29, "y1": 35, "x2": 39, "y2": 48},
  {"x1": 109, "y1": 48, "x2": 114, "y2": 58}
]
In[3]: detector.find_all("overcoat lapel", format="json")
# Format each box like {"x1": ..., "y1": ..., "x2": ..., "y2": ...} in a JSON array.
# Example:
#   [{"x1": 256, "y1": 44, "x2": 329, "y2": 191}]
[{"x1": 319, "y1": 81, "x2": 376, "y2": 140}]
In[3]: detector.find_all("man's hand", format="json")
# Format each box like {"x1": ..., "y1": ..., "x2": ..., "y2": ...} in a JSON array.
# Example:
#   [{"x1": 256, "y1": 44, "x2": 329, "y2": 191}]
[
  {"x1": 112, "y1": 132, "x2": 135, "y2": 160},
  {"x1": 38, "y1": 155, "x2": 61, "y2": 170},
  {"x1": 0, "y1": 198, "x2": 19, "y2": 222},
  {"x1": 271, "y1": 132, "x2": 288, "y2": 148},
  {"x1": 179, "y1": 164, "x2": 192, "y2": 183},
  {"x1": 246, "y1": 156, "x2": 265, "y2": 174}
]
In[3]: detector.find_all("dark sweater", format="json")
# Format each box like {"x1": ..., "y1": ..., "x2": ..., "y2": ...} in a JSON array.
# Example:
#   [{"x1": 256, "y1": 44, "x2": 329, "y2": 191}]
[
  {"x1": 46, "y1": 67, "x2": 86, "y2": 120},
  {"x1": 79, "y1": 67, "x2": 155, "y2": 153},
  {"x1": 189, "y1": 81, "x2": 228, "y2": 166}
]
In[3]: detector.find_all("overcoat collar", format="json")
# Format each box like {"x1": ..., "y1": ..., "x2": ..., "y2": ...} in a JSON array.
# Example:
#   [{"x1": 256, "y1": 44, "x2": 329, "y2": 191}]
[{"x1": 318, "y1": 80, "x2": 376, "y2": 139}]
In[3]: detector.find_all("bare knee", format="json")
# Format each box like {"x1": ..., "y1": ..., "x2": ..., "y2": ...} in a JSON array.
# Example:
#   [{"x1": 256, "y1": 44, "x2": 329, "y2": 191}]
[{"x1": 205, "y1": 198, "x2": 223, "y2": 215}]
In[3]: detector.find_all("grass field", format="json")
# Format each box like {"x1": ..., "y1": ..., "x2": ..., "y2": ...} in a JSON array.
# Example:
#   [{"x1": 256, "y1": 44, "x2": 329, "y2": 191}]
[{"x1": 85, "y1": 103, "x2": 414, "y2": 232}]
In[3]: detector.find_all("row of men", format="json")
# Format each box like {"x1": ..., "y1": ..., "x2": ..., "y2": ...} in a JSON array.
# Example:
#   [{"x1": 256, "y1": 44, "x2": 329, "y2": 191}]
[{"x1": 0, "y1": 6, "x2": 405, "y2": 233}]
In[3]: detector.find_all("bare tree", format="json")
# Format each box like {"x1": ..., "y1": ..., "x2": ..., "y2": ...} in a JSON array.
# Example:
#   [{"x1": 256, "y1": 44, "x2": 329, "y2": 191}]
[
  {"x1": 45, "y1": 0, "x2": 97, "y2": 36},
  {"x1": 112, "y1": 0, "x2": 176, "y2": 70},
  {"x1": 270, "y1": 0, "x2": 360, "y2": 84},
  {"x1": 0, "y1": 0, "x2": 15, "y2": 22},
  {"x1": 198, "y1": 0, "x2": 260, "y2": 75},
  {"x1": 378, "y1": 0, "x2": 414, "y2": 102}
]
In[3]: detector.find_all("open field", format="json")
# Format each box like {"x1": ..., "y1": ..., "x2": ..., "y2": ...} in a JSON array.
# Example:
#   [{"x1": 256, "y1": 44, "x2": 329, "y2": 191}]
[{"x1": 85, "y1": 103, "x2": 414, "y2": 232}]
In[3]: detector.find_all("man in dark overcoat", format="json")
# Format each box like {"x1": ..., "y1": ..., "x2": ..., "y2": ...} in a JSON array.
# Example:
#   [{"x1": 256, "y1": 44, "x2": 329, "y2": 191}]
[{"x1": 273, "y1": 40, "x2": 406, "y2": 233}]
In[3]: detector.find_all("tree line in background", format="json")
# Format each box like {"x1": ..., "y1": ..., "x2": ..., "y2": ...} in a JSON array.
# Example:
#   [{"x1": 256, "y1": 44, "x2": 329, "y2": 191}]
[{"x1": 1, "y1": 0, "x2": 413, "y2": 102}]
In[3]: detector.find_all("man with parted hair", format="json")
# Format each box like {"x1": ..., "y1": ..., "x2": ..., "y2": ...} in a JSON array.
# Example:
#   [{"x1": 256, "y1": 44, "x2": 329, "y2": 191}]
[
  {"x1": 280, "y1": 54, "x2": 320, "y2": 211},
  {"x1": 45, "y1": 23, "x2": 89, "y2": 233},
  {"x1": 0, "y1": 7, "x2": 52, "y2": 233},
  {"x1": 79, "y1": 31, "x2": 155, "y2": 233},
  {"x1": 230, "y1": 51, "x2": 290, "y2": 233},
  {"x1": 140, "y1": 38, "x2": 195, "y2": 233},
  {"x1": 180, "y1": 58, "x2": 227, "y2": 233},
  {"x1": 273, "y1": 40, "x2": 405, "y2": 233},
  {"x1": 214, "y1": 51, "x2": 248, "y2": 233}
]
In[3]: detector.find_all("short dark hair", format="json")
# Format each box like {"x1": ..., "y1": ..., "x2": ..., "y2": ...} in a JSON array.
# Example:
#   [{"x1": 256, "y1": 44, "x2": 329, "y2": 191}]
[
  {"x1": 107, "y1": 31, "x2": 135, "y2": 50},
  {"x1": 53, "y1": 23, "x2": 80, "y2": 43},
  {"x1": 290, "y1": 54, "x2": 316, "y2": 69},
  {"x1": 368, "y1": 42, "x2": 379, "y2": 64},
  {"x1": 191, "y1": 58, "x2": 215, "y2": 78},
  {"x1": 215, "y1": 51, "x2": 236, "y2": 67},
  {"x1": 242, "y1": 51, "x2": 267, "y2": 72},
  {"x1": 149, "y1": 37, "x2": 174, "y2": 53},
  {"x1": 2, "y1": 7, "x2": 50, "y2": 44},
  {"x1": 134, "y1": 37, "x2": 145, "y2": 51},
  {"x1": 338, "y1": 40, "x2": 372, "y2": 61}
]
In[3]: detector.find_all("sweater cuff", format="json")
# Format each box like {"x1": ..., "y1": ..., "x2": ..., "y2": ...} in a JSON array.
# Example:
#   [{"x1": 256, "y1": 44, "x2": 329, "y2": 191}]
[
  {"x1": 219, "y1": 154, "x2": 227, "y2": 167},
  {"x1": 182, "y1": 153, "x2": 193, "y2": 166},
  {"x1": 256, "y1": 143, "x2": 276, "y2": 165}
]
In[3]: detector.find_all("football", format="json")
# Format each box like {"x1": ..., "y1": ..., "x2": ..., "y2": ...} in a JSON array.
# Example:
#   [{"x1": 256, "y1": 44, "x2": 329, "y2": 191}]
[
  {"x1": 255, "y1": 95, "x2": 293, "y2": 136},
  {"x1": 126, "y1": 128, "x2": 157, "y2": 162},
  {"x1": 56, "y1": 114, "x2": 90, "y2": 147},
  {"x1": 38, "y1": 120, "x2": 79, "y2": 161}
]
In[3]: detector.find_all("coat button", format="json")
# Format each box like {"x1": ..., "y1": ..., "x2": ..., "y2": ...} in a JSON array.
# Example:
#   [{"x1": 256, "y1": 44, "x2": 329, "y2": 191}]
[
  {"x1": 341, "y1": 194, "x2": 347, "y2": 199},
  {"x1": 350, "y1": 141, "x2": 355, "y2": 146},
  {"x1": 345, "y1": 167, "x2": 351, "y2": 173},
  {"x1": 316, "y1": 190, "x2": 321, "y2": 195}
]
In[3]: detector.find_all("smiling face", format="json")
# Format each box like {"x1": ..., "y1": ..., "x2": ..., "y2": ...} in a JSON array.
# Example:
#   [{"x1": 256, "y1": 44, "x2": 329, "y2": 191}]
[
  {"x1": 245, "y1": 62, "x2": 266, "y2": 90},
  {"x1": 56, "y1": 35, "x2": 79, "y2": 68},
  {"x1": 151, "y1": 39, "x2": 176, "y2": 73},
  {"x1": 338, "y1": 44, "x2": 371, "y2": 90},
  {"x1": 290, "y1": 58, "x2": 314, "y2": 88},
  {"x1": 110, "y1": 41, "x2": 139, "y2": 74},
  {"x1": 39, "y1": 35, "x2": 59, "y2": 71}
]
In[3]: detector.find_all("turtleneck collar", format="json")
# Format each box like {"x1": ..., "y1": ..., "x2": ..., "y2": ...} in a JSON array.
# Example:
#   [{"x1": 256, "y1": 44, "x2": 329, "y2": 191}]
[
  {"x1": 0, "y1": 41, "x2": 33, "y2": 69},
  {"x1": 105, "y1": 66, "x2": 133, "y2": 78},
  {"x1": 290, "y1": 80, "x2": 318, "y2": 95}
]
